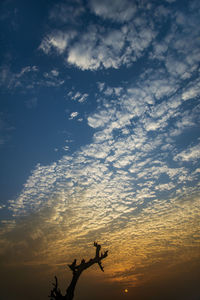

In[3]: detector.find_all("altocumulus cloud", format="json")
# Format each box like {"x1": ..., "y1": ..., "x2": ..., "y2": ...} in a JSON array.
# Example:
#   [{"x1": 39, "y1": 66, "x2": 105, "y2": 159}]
[
  {"x1": 4, "y1": 59, "x2": 200, "y2": 282},
  {"x1": 0, "y1": 0, "x2": 200, "y2": 291},
  {"x1": 39, "y1": 0, "x2": 158, "y2": 70}
]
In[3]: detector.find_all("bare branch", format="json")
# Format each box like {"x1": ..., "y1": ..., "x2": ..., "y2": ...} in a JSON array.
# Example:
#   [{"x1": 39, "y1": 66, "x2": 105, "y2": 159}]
[
  {"x1": 50, "y1": 242, "x2": 108, "y2": 300},
  {"x1": 68, "y1": 259, "x2": 77, "y2": 272},
  {"x1": 94, "y1": 241, "x2": 101, "y2": 258},
  {"x1": 49, "y1": 276, "x2": 63, "y2": 300},
  {"x1": 98, "y1": 261, "x2": 104, "y2": 272}
]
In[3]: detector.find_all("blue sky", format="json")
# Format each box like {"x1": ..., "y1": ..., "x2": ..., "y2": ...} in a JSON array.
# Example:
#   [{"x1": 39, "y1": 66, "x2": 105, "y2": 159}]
[{"x1": 0, "y1": 0, "x2": 200, "y2": 299}]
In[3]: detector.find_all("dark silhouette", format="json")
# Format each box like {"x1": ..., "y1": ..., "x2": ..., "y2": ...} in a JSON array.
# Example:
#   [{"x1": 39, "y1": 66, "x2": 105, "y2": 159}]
[{"x1": 49, "y1": 242, "x2": 108, "y2": 300}]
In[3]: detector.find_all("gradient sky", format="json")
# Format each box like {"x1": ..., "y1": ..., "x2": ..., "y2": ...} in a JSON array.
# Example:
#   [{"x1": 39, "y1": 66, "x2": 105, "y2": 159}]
[{"x1": 0, "y1": 0, "x2": 200, "y2": 299}]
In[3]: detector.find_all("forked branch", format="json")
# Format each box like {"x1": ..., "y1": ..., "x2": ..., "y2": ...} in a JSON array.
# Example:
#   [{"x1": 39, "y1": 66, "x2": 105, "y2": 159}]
[{"x1": 49, "y1": 242, "x2": 108, "y2": 300}]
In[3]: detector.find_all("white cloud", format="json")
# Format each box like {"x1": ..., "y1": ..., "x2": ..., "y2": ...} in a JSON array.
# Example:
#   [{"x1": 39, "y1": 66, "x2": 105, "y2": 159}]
[
  {"x1": 151, "y1": 2, "x2": 200, "y2": 82},
  {"x1": 143, "y1": 77, "x2": 178, "y2": 101},
  {"x1": 37, "y1": 0, "x2": 199, "y2": 76},
  {"x1": 88, "y1": 109, "x2": 116, "y2": 128},
  {"x1": 67, "y1": 29, "x2": 124, "y2": 70},
  {"x1": 82, "y1": 142, "x2": 110, "y2": 159},
  {"x1": 165, "y1": 58, "x2": 190, "y2": 79},
  {"x1": 37, "y1": 0, "x2": 164, "y2": 71},
  {"x1": 78, "y1": 94, "x2": 88, "y2": 103},
  {"x1": 194, "y1": 168, "x2": 200, "y2": 174},
  {"x1": 2, "y1": 1, "x2": 200, "y2": 288},
  {"x1": 155, "y1": 182, "x2": 175, "y2": 191},
  {"x1": 182, "y1": 88, "x2": 199, "y2": 101},
  {"x1": 0, "y1": 65, "x2": 39, "y2": 89},
  {"x1": 113, "y1": 155, "x2": 135, "y2": 168},
  {"x1": 170, "y1": 113, "x2": 195, "y2": 137},
  {"x1": 51, "y1": 69, "x2": 59, "y2": 76},
  {"x1": 89, "y1": 0, "x2": 136, "y2": 22},
  {"x1": 67, "y1": 43, "x2": 100, "y2": 70},
  {"x1": 66, "y1": 20, "x2": 156, "y2": 70},
  {"x1": 42, "y1": 70, "x2": 64, "y2": 87},
  {"x1": 144, "y1": 120, "x2": 162, "y2": 131},
  {"x1": 49, "y1": 2, "x2": 85, "y2": 24},
  {"x1": 16, "y1": 66, "x2": 38, "y2": 78},
  {"x1": 174, "y1": 144, "x2": 200, "y2": 162},
  {"x1": 68, "y1": 91, "x2": 89, "y2": 103},
  {"x1": 63, "y1": 145, "x2": 69, "y2": 151},
  {"x1": 93, "y1": 129, "x2": 113, "y2": 142},
  {"x1": 69, "y1": 112, "x2": 79, "y2": 120},
  {"x1": 182, "y1": 78, "x2": 200, "y2": 101},
  {"x1": 103, "y1": 29, "x2": 125, "y2": 52},
  {"x1": 4, "y1": 67, "x2": 200, "y2": 283},
  {"x1": 0, "y1": 64, "x2": 65, "y2": 90},
  {"x1": 39, "y1": 30, "x2": 76, "y2": 54},
  {"x1": 150, "y1": 42, "x2": 168, "y2": 60},
  {"x1": 97, "y1": 82, "x2": 105, "y2": 92}
]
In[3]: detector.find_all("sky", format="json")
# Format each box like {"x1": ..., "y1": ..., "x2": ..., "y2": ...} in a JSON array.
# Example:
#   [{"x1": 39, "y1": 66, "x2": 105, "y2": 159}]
[{"x1": 0, "y1": 0, "x2": 200, "y2": 299}]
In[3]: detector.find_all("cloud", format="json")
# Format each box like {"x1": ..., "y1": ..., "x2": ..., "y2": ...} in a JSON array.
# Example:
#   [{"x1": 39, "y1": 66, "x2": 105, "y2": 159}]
[
  {"x1": 68, "y1": 91, "x2": 89, "y2": 103},
  {"x1": 144, "y1": 120, "x2": 163, "y2": 132},
  {"x1": 150, "y1": 1, "x2": 200, "y2": 81},
  {"x1": 50, "y1": 69, "x2": 59, "y2": 77},
  {"x1": 170, "y1": 112, "x2": 195, "y2": 136},
  {"x1": 182, "y1": 77, "x2": 200, "y2": 101},
  {"x1": 0, "y1": 64, "x2": 66, "y2": 90},
  {"x1": 69, "y1": 112, "x2": 79, "y2": 120},
  {"x1": 41, "y1": 0, "x2": 194, "y2": 71},
  {"x1": 97, "y1": 82, "x2": 105, "y2": 92},
  {"x1": 9, "y1": 62, "x2": 200, "y2": 220},
  {"x1": 2, "y1": 64, "x2": 200, "y2": 287},
  {"x1": 89, "y1": 0, "x2": 136, "y2": 22},
  {"x1": 174, "y1": 144, "x2": 200, "y2": 162},
  {"x1": 166, "y1": 58, "x2": 190, "y2": 80},
  {"x1": 39, "y1": 30, "x2": 76, "y2": 55},
  {"x1": 41, "y1": 69, "x2": 65, "y2": 87},
  {"x1": 88, "y1": 109, "x2": 116, "y2": 128},
  {"x1": 37, "y1": 0, "x2": 199, "y2": 74},
  {"x1": 154, "y1": 182, "x2": 175, "y2": 191},
  {"x1": 2, "y1": 189, "x2": 200, "y2": 288},
  {"x1": 1, "y1": 0, "x2": 200, "y2": 291},
  {"x1": 0, "y1": 65, "x2": 38, "y2": 89},
  {"x1": 49, "y1": 1, "x2": 85, "y2": 24},
  {"x1": 16, "y1": 66, "x2": 38, "y2": 78},
  {"x1": 67, "y1": 23, "x2": 156, "y2": 70}
]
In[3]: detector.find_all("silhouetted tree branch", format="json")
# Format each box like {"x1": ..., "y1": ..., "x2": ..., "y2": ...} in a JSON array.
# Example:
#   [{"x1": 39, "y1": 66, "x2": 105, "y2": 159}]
[{"x1": 49, "y1": 242, "x2": 108, "y2": 300}]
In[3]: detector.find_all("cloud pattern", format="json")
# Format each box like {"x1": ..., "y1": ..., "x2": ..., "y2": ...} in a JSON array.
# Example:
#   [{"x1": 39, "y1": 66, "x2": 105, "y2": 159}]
[{"x1": 0, "y1": 0, "x2": 200, "y2": 288}]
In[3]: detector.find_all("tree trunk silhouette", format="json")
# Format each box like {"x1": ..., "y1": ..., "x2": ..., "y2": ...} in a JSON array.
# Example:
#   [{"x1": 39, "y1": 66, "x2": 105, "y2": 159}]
[{"x1": 49, "y1": 242, "x2": 108, "y2": 300}]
